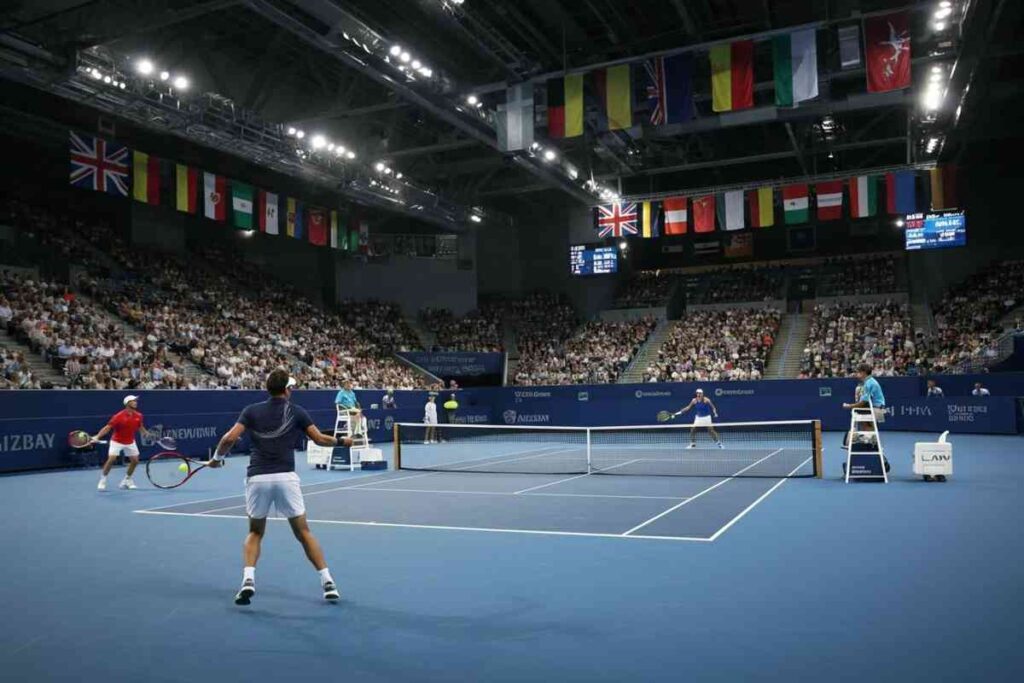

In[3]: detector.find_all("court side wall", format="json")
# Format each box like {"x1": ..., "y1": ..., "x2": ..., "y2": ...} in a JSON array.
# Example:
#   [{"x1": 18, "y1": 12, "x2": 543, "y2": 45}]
[{"x1": 1, "y1": 372, "x2": 1020, "y2": 473}]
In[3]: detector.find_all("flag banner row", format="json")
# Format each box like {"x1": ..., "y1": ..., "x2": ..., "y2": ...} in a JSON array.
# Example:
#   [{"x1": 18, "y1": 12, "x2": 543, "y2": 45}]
[
  {"x1": 67, "y1": 130, "x2": 368, "y2": 253},
  {"x1": 592, "y1": 167, "x2": 956, "y2": 237},
  {"x1": 538, "y1": 12, "x2": 909, "y2": 139}
]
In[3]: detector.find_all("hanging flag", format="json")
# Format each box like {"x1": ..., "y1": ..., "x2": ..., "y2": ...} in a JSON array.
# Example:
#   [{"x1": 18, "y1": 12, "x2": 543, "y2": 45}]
[
  {"x1": 231, "y1": 182, "x2": 254, "y2": 229},
  {"x1": 547, "y1": 74, "x2": 584, "y2": 138},
  {"x1": 693, "y1": 195, "x2": 716, "y2": 233},
  {"x1": 175, "y1": 164, "x2": 198, "y2": 213},
  {"x1": 640, "y1": 201, "x2": 662, "y2": 238},
  {"x1": 710, "y1": 40, "x2": 754, "y2": 112},
  {"x1": 663, "y1": 197, "x2": 688, "y2": 235},
  {"x1": 257, "y1": 190, "x2": 278, "y2": 234},
  {"x1": 849, "y1": 176, "x2": 879, "y2": 218},
  {"x1": 748, "y1": 187, "x2": 774, "y2": 228},
  {"x1": 865, "y1": 12, "x2": 911, "y2": 93},
  {"x1": 285, "y1": 197, "x2": 297, "y2": 236},
  {"x1": 603, "y1": 65, "x2": 633, "y2": 130},
  {"x1": 69, "y1": 131, "x2": 129, "y2": 197},
  {"x1": 347, "y1": 214, "x2": 361, "y2": 252},
  {"x1": 358, "y1": 219, "x2": 369, "y2": 254},
  {"x1": 293, "y1": 201, "x2": 305, "y2": 240},
  {"x1": 595, "y1": 203, "x2": 639, "y2": 238},
  {"x1": 816, "y1": 181, "x2": 844, "y2": 221},
  {"x1": 838, "y1": 25, "x2": 862, "y2": 69},
  {"x1": 330, "y1": 210, "x2": 340, "y2": 249},
  {"x1": 645, "y1": 53, "x2": 693, "y2": 125},
  {"x1": 929, "y1": 165, "x2": 958, "y2": 210},
  {"x1": 886, "y1": 171, "x2": 917, "y2": 214},
  {"x1": 132, "y1": 151, "x2": 160, "y2": 205},
  {"x1": 724, "y1": 232, "x2": 754, "y2": 259},
  {"x1": 717, "y1": 191, "x2": 745, "y2": 231},
  {"x1": 307, "y1": 207, "x2": 327, "y2": 246},
  {"x1": 203, "y1": 172, "x2": 226, "y2": 221},
  {"x1": 773, "y1": 30, "x2": 818, "y2": 107},
  {"x1": 497, "y1": 83, "x2": 534, "y2": 152},
  {"x1": 782, "y1": 184, "x2": 810, "y2": 224}
]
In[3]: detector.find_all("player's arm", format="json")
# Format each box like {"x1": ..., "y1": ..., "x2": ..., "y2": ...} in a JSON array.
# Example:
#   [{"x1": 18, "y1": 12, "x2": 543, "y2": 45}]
[
  {"x1": 211, "y1": 422, "x2": 245, "y2": 466},
  {"x1": 677, "y1": 399, "x2": 696, "y2": 415},
  {"x1": 706, "y1": 399, "x2": 719, "y2": 417},
  {"x1": 93, "y1": 421, "x2": 114, "y2": 442},
  {"x1": 306, "y1": 424, "x2": 352, "y2": 448}
]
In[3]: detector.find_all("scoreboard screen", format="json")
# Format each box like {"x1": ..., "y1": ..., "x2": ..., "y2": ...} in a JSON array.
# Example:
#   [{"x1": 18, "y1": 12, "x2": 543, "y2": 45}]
[
  {"x1": 905, "y1": 209, "x2": 966, "y2": 251},
  {"x1": 570, "y1": 244, "x2": 618, "y2": 275}
]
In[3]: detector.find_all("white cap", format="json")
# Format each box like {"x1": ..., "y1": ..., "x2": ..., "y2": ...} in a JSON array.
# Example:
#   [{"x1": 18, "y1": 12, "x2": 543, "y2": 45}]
[
  {"x1": 286, "y1": 377, "x2": 297, "y2": 389},
  {"x1": 695, "y1": 388, "x2": 704, "y2": 394},
  {"x1": 123, "y1": 395, "x2": 139, "y2": 405}
]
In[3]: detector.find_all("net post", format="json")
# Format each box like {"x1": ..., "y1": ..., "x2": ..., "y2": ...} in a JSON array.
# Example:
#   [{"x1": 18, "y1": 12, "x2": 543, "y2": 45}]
[
  {"x1": 586, "y1": 428, "x2": 592, "y2": 473},
  {"x1": 812, "y1": 420, "x2": 823, "y2": 478},
  {"x1": 393, "y1": 422, "x2": 401, "y2": 471}
]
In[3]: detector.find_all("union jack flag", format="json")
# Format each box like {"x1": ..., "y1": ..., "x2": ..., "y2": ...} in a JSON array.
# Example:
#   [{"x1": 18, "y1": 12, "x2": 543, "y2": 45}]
[
  {"x1": 595, "y1": 202, "x2": 638, "y2": 238},
  {"x1": 69, "y1": 131, "x2": 129, "y2": 197},
  {"x1": 645, "y1": 59, "x2": 668, "y2": 126}
]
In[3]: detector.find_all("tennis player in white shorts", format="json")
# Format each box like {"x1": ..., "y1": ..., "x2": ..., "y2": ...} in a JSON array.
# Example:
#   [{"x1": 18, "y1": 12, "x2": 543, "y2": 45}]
[{"x1": 676, "y1": 388, "x2": 723, "y2": 448}]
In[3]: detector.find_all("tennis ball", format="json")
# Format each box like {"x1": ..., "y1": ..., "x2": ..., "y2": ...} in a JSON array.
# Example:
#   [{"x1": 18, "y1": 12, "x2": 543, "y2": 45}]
[{"x1": 178, "y1": 463, "x2": 188, "y2": 473}]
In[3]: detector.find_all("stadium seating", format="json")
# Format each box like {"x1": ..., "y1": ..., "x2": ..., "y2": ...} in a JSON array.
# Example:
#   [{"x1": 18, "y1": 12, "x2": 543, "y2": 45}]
[
  {"x1": 801, "y1": 301, "x2": 914, "y2": 378},
  {"x1": 514, "y1": 317, "x2": 656, "y2": 385}
]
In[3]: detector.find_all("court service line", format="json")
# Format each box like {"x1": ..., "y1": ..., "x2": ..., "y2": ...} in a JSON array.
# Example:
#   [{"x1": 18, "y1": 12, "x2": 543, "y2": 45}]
[
  {"x1": 706, "y1": 456, "x2": 813, "y2": 542},
  {"x1": 511, "y1": 458, "x2": 642, "y2": 494},
  {"x1": 621, "y1": 448, "x2": 784, "y2": 536},
  {"x1": 307, "y1": 485, "x2": 687, "y2": 501},
  {"x1": 133, "y1": 509, "x2": 714, "y2": 542}
]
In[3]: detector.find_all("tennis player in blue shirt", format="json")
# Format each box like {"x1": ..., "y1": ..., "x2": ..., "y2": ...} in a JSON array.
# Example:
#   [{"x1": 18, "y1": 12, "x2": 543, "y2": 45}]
[
  {"x1": 211, "y1": 369, "x2": 351, "y2": 606},
  {"x1": 675, "y1": 388, "x2": 723, "y2": 449}
]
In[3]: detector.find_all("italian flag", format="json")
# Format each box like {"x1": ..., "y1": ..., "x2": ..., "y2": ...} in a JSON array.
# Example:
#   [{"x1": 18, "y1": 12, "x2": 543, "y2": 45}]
[
  {"x1": 849, "y1": 175, "x2": 879, "y2": 218},
  {"x1": 231, "y1": 182, "x2": 254, "y2": 230},
  {"x1": 203, "y1": 172, "x2": 226, "y2": 221},
  {"x1": 748, "y1": 187, "x2": 774, "y2": 228},
  {"x1": 782, "y1": 184, "x2": 809, "y2": 224},
  {"x1": 772, "y1": 29, "x2": 818, "y2": 107}
]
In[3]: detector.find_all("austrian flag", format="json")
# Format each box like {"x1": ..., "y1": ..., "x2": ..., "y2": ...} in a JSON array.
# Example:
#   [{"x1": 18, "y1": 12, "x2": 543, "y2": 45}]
[
  {"x1": 595, "y1": 203, "x2": 638, "y2": 238},
  {"x1": 816, "y1": 181, "x2": 844, "y2": 221}
]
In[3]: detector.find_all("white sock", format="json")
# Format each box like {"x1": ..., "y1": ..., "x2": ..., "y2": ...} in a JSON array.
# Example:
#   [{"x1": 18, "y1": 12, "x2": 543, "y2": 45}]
[
  {"x1": 318, "y1": 568, "x2": 333, "y2": 586},
  {"x1": 243, "y1": 566, "x2": 255, "y2": 583},
  {"x1": 99, "y1": 475, "x2": 107, "y2": 481}
]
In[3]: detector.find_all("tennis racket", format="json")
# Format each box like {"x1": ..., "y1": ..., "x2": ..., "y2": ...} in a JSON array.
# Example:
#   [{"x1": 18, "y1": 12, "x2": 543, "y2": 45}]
[
  {"x1": 656, "y1": 410, "x2": 681, "y2": 423},
  {"x1": 68, "y1": 430, "x2": 106, "y2": 448},
  {"x1": 146, "y1": 451, "x2": 224, "y2": 489}
]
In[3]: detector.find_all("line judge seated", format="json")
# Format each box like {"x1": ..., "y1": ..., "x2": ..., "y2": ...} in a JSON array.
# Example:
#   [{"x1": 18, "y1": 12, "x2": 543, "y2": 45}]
[{"x1": 333, "y1": 378, "x2": 363, "y2": 435}]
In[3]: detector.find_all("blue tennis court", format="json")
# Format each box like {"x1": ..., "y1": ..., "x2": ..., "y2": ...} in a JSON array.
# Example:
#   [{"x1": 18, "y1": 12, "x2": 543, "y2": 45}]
[{"x1": 2, "y1": 430, "x2": 1022, "y2": 681}]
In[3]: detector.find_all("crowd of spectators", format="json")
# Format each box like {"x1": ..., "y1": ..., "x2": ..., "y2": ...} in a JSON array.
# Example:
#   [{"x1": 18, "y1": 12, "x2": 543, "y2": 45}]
[
  {"x1": 612, "y1": 271, "x2": 677, "y2": 308},
  {"x1": 644, "y1": 308, "x2": 779, "y2": 382},
  {"x1": 504, "y1": 292, "x2": 577, "y2": 361},
  {"x1": 421, "y1": 306, "x2": 503, "y2": 352},
  {"x1": 817, "y1": 254, "x2": 906, "y2": 296},
  {"x1": 801, "y1": 301, "x2": 915, "y2": 378},
  {"x1": 514, "y1": 317, "x2": 656, "y2": 385}
]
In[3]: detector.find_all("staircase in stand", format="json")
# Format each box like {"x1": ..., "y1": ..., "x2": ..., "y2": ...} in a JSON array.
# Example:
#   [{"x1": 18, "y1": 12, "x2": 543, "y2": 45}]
[
  {"x1": 0, "y1": 328, "x2": 68, "y2": 386},
  {"x1": 765, "y1": 312, "x2": 810, "y2": 379},
  {"x1": 405, "y1": 314, "x2": 436, "y2": 351},
  {"x1": 618, "y1": 318, "x2": 674, "y2": 384}
]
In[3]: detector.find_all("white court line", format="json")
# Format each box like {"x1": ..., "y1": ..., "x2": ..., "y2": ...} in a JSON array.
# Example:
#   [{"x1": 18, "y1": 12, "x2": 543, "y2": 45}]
[
  {"x1": 512, "y1": 458, "x2": 642, "y2": 495},
  {"x1": 621, "y1": 448, "x2": 784, "y2": 536},
  {"x1": 132, "y1": 509, "x2": 713, "y2": 542},
  {"x1": 303, "y1": 485, "x2": 686, "y2": 501},
  {"x1": 705, "y1": 456, "x2": 813, "y2": 542}
]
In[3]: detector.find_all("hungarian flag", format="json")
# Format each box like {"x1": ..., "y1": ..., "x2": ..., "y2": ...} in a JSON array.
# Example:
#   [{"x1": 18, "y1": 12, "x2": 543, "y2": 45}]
[
  {"x1": 929, "y1": 164, "x2": 958, "y2": 210},
  {"x1": 547, "y1": 74, "x2": 583, "y2": 138},
  {"x1": 865, "y1": 12, "x2": 911, "y2": 93},
  {"x1": 782, "y1": 184, "x2": 809, "y2": 224},
  {"x1": 175, "y1": 164, "x2": 198, "y2": 213},
  {"x1": 663, "y1": 197, "x2": 688, "y2": 234},
  {"x1": 717, "y1": 191, "x2": 745, "y2": 231},
  {"x1": 590, "y1": 65, "x2": 633, "y2": 131},
  {"x1": 748, "y1": 187, "x2": 774, "y2": 227},
  {"x1": 849, "y1": 176, "x2": 879, "y2": 218},
  {"x1": 772, "y1": 29, "x2": 818, "y2": 107},
  {"x1": 203, "y1": 172, "x2": 226, "y2": 221},
  {"x1": 886, "y1": 171, "x2": 917, "y2": 214},
  {"x1": 816, "y1": 181, "x2": 844, "y2": 221},
  {"x1": 231, "y1": 182, "x2": 254, "y2": 230},
  {"x1": 692, "y1": 195, "x2": 716, "y2": 233},
  {"x1": 257, "y1": 190, "x2": 278, "y2": 234},
  {"x1": 710, "y1": 40, "x2": 754, "y2": 112},
  {"x1": 330, "y1": 210, "x2": 341, "y2": 249},
  {"x1": 640, "y1": 201, "x2": 662, "y2": 238},
  {"x1": 132, "y1": 151, "x2": 161, "y2": 205},
  {"x1": 307, "y1": 207, "x2": 327, "y2": 246}
]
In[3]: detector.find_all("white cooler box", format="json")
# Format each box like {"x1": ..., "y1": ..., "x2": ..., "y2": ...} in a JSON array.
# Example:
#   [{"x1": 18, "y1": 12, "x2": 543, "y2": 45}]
[
  {"x1": 307, "y1": 443, "x2": 385, "y2": 471},
  {"x1": 913, "y1": 432, "x2": 952, "y2": 479}
]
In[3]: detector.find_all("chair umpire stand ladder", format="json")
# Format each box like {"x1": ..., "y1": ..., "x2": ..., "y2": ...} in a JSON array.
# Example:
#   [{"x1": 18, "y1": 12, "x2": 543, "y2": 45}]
[
  {"x1": 332, "y1": 407, "x2": 369, "y2": 471},
  {"x1": 844, "y1": 398, "x2": 887, "y2": 483}
]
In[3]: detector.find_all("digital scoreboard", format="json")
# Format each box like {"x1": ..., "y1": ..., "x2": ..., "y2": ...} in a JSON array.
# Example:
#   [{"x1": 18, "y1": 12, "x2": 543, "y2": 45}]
[
  {"x1": 905, "y1": 209, "x2": 966, "y2": 251},
  {"x1": 570, "y1": 244, "x2": 618, "y2": 275}
]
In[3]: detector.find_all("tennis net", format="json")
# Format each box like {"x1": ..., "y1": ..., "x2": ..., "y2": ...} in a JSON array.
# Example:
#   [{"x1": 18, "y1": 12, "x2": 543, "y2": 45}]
[{"x1": 393, "y1": 420, "x2": 822, "y2": 478}]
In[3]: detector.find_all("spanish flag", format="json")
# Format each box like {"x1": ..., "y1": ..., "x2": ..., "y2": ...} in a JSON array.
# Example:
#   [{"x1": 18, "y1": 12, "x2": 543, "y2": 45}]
[
  {"x1": 175, "y1": 164, "x2": 198, "y2": 213},
  {"x1": 132, "y1": 151, "x2": 161, "y2": 205},
  {"x1": 710, "y1": 40, "x2": 754, "y2": 112}
]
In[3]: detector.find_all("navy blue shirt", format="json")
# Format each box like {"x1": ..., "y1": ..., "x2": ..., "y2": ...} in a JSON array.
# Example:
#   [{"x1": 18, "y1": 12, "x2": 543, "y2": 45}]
[{"x1": 238, "y1": 397, "x2": 314, "y2": 477}]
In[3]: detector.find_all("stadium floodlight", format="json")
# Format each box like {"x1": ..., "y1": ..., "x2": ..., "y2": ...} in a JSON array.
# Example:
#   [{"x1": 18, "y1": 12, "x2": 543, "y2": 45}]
[
  {"x1": 103, "y1": 75, "x2": 112, "y2": 84},
  {"x1": 172, "y1": 75, "x2": 189, "y2": 90},
  {"x1": 466, "y1": 94, "x2": 479, "y2": 105},
  {"x1": 924, "y1": 89, "x2": 943, "y2": 110},
  {"x1": 346, "y1": 150, "x2": 356, "y2": 159},
  {"x1": 159, "y1": 70, "x2": 169, "y2": 81},
  {"x1": 934, "y1": 21, "x2": 946, "y2": 31},
  {"x1": 400, "y1": 52, "x2": 411, "y2": 63},
  {"x1": 295, "y1": 130, "x2": 305, "y2": 139},
  {"x1": 327, "y1": 143, "x2": 335, "y2": 151},
  {"x1": 395, "y1": 172, "x2": 403, "y2": 179},
  {"x1": 383, "y1": 167, "x2": 393, "y2": 175},
  {"x1": 390, "y1": 45, "x2": 402, "y2": 56},
  {"x1": 929, "y1": 73, "x2": 943, "y2": 83},
  {"x1": 119, "y1": 82, "x2": 126, "y2": 89},
  {"x1": 470, "y1": 214, "x2": 482, "y2": 223},
  {"x1": 286, "y1": 126, "x2": 296, "y2": 136},
  {"x1": 375, "y1": 161, "x2": 386, "y2": 172},
  {"x1": 334, "y1": 146, "x2": 345, "y2": 156},
  {"x1": 543, "y1": 149, "x2": 557, "y2": 162},
  {"x1": 939, "y1": 0, "x2": 952, "y2": 6},
  {"x1": 618, "y1": 241, "x2": 627, "y2": 250},
  {"x1": 419, "y1": 66, "x2": 433, "y2": 77},
  {"x1": 311, "y1": 134, "x2": 326, "y2": 149},
  {"x1": 411, "y1": 60, "x2": 422, "y2": 69},
  {"x1": 934, "y1": 6, "x2": 952, "y2": 20},
  {"x1": 895, "y1": 219, "x2": 905, "y2": 227},
  {"x1": 136, "y1": 59, "x2": 154, "y2": 76},
  {"x1": 89, "y1": 68, "x2": 101, "y2": 79},
  {"x1": 932, "y1": 65, "x2": 943, "y2": 75}
]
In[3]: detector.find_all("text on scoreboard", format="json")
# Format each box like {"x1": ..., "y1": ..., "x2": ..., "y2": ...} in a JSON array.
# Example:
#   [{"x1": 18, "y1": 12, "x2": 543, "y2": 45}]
[
  {"x1": 570, "y1": 244, "x2": 619, "y2": 275},
  {"x1": 905, "y1": 209, "x2": 966, "y2": 251}
]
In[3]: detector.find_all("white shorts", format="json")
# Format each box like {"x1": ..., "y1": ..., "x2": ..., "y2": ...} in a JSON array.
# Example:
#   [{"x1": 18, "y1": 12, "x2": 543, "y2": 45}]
[
  {"x1": 244, "y1": 472, "x2": 305, "y2": 519},
  {"x1": 424, "y1": 416, "x2": 438, "y2": 425},
  {"x1": 692, "y1": 415, "x2": 714, "y2": 427},
  {"x1": 108, "y1": 440, "x2": 140, "y2": 458}
]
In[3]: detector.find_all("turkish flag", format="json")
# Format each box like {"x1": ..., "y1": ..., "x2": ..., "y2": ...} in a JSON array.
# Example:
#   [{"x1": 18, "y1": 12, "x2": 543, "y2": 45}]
[{"x1": 865, "y1": 11, "x2": 911, "y2": 93}]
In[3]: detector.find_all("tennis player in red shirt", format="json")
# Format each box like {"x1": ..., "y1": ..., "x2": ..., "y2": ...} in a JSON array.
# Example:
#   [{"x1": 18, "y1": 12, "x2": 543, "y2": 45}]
[{"x1": 93, "y1": 395, "x2": 153, "y2": 491}]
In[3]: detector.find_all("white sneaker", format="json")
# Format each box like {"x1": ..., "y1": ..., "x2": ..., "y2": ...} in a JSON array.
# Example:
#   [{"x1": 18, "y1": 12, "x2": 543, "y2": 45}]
[
  {"x1": 687, "y1": 443, "x2": 696, "y2": 449},
  {"x1": 124, "y1": 478, "x2": 137, "y2": 490},
  {"x1": 717, "y1": 442, "x2": 724, "y2": 449},
  {"x1": 423, "y1": 441, "x2": 430, "y2": 445},
  {"x1": 97, "y1": 478, "x2": 107, "y2": 491},
  {"x1": 118, "y1": 478, "x2": 130, "y2": 489}
]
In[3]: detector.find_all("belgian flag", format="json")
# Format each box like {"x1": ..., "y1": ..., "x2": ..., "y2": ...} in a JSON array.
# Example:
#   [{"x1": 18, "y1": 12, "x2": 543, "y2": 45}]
[{"x1": 547, "y1": 74, "x2": 583, "y2": 138}]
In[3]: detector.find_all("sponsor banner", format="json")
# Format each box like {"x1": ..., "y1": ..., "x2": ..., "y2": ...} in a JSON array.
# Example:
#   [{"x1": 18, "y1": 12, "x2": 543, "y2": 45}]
[
  {"x1": 397, "y1": 352, "x2": 504, "y2": 379},
  {"x1": 883, "y1": 397, "x2": 1018, "y2": 434}
]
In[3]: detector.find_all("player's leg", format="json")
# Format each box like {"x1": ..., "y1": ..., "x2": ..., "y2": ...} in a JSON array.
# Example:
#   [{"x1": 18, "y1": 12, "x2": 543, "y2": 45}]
[
  {"x1": 98, "y1": 443, "x2": 123, "y2": 489},
  {"x1": 287, "y1": 515, "x2": 340, "y2": 601},
  {"x1": 234, "y1": 517, "x2": 264, "y2": 605},
  {"x1": 708, "y1": 425, "x2": 722, "y2": 446},
  {"x1": 688, "y1": 425, "x2": 697, "y2": 447},
  {"x1": 119, "y1": 443, "x2": 141, "y2": 489}
]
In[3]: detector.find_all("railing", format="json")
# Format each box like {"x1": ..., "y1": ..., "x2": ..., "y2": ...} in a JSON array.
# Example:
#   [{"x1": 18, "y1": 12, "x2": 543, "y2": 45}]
[{"x1": 952, "y1": 330, "x2": 1019, "y2": 374}]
